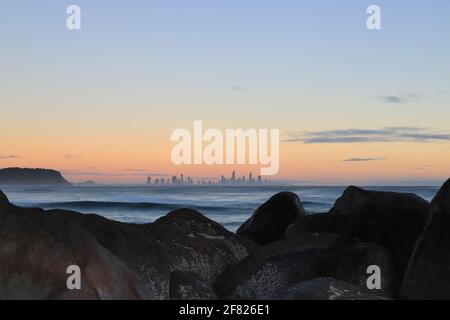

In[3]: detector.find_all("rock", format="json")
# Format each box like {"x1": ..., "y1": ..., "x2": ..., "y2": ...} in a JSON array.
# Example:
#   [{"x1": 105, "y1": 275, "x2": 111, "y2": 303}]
[
  {"x1": 0, "y1": 190, "x2": 9, "y2": 211},
  {"x1": 237, "y1": 192, "x2": 305, "y2": 245},
  {"x1": 169, "y1": 271, "x2": 217, "y2": 300},
  {"x1": 0, "y1": 167, "x2": 70, "y2": 185},
  {"x1": 0, "y1": 198, "x2": 250, "y2": 300},
  {"x1": 401, "y1": 179, "x2": 450, "y2": 299},
  {"x1": 214, "y1": 233, "x2": 354, "y2": 299},
  {"x1": 140, "y1": 209, "x2": 250, "y2": 285},
  {"x1": 334, "y1": 242, "x2": 399, "y2": 298},
  {"x1": 287, "y1": 186, "x2": 430, "y2": 272},
  {"x1": 280, "y1": 277, "x2": 386, "y2": 300}
]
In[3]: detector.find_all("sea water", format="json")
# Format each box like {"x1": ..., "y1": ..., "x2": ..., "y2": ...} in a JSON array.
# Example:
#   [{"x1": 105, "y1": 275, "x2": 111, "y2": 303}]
[{"x1": 1, "y1": 185, "x2": 439, "y2": 231}]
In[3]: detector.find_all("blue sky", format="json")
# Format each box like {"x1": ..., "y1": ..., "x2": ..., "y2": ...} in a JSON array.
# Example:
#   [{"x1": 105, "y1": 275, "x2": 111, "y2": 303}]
[
  {"x1": 3, "y1": 0, "x2": 449, "y2": 97},
  {"x1": 1, "y1": 1, "x2": 450, "y2": 184}
]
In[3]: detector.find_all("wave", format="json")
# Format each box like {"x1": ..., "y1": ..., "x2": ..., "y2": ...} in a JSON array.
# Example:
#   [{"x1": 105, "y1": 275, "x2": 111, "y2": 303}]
[
  {"x1": 301, "y1": 200, "x2": 330, "y2": 206},
  {"x1": 34, "y1": 200, "x2": 236, "y2": 213},
  {"x1": 28, "y1": 198, "x2": 332, "y2": 214}
]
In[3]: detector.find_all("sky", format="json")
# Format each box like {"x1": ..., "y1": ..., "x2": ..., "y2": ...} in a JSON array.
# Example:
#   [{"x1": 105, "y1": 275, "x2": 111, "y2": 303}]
[{"x1": 1, "y1": 0, "x2": 450, "y2": 185}]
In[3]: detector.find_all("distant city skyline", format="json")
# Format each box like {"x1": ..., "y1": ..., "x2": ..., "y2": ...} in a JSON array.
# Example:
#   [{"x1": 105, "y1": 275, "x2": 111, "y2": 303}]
[{"x1": 146, "y1": 170, "x2": 267, "y2": 186}]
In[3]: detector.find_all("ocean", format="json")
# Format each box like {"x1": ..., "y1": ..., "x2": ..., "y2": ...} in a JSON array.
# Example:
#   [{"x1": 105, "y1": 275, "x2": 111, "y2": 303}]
[{"x1": 1, "y1": 185, "x2": 440, "y2": 231}]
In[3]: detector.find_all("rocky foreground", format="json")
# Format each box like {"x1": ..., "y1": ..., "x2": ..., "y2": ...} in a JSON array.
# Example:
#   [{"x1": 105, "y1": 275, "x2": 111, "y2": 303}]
[{"x1": 0, "y1": 179, "x2": 449, "y2": 300}]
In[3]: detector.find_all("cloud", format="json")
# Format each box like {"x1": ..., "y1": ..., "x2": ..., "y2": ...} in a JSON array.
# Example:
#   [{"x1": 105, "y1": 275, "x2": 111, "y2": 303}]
[
  {"x1": 135, "y1": 172, "x2": 171, "y2": 177},
  {"x1": 284, "y1": 127, "x2": 450, "y2": 144},
  {"x1": 61, "y1": 171, "x2": 125, "y2": 177},
  {"x1": 377, "y1": 94, "x2": 421, "y2": 104},
  {"x1": 62, "y1": 170, "x2": 170, "y2": 177},
  {"x1": 123, "y1": 169, "x2": 171, "y2": 177},
  {"x1": 0, "y1": 155, "x2": 20, "y2": 160},
  {"x1": 232, "y1": 86, "x2": 244, "y2": 91},
  {"x1": 415, "y1": 164, "x2": 432, "y2": 170},
  {"x1": 342, "y1": 157, "x2": 386, "y2": 162},
  {"x1": 65, "y1": 154, "x2": 83, "y2": 160},
  {"x1": 379, "y1": 96, "x2": 408, "y2": 104}
]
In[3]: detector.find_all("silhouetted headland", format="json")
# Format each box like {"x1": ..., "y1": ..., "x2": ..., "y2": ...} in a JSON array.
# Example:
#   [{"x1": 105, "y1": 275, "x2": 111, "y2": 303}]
[{"x1": 0, "y1": 168, "x2": 69, "y2": 186}]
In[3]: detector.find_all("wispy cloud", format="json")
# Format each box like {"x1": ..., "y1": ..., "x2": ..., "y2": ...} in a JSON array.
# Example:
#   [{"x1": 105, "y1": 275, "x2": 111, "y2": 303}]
[
  {"x1": 0, "y1": 155, "x2": 20, "y2": 160},
  {"x1": 379, "y1": 96, "x2": 408, "y2": 104},
  {"x1": 65, "y1": 154, "x2": 83, "y2": 160},
  {"x1": 284, "y1": 127, "x2": 450, "y2": 144},
  {"x1": 415, "y1": 164, "x2": 432, "y2": 170},
  {"x1": 232, "y1": 86, "x2": 244, "y2": 92},
  {"x1": 342, "y1": 157, "x2": 386, "y2": 162},
  {"x1": 61, "y1": 171, "x2": 125, "y2": 177},
  {"x1": 128, "y1": 170, "x2": 171, "y2": 177},
  {"x1": 62, "y1": 170, "x2": 170, "y2": 177},
  {"x1": 377, "y1": 93, "x2": 421, "y2": 104}
]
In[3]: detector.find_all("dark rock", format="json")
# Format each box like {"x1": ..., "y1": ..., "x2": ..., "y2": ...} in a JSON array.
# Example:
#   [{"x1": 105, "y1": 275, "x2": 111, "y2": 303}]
[
  {"x1": 237, "y1": 192, "x2": 305, "y2": 245},
  {"x1": 401, "y1": 179, "x2": 450, "y2": 299},
  {"x1": 169, "y1": 271, "x2": 217, "y2": 300},
  {"x1": 287, "y1": 186, "x2": 430, "y2": 272},
  {"x1": 0, "y1": 168, "x2": 69, "y2": 185},
  {"x1": 0, "y1": 190, "x2": 9, "y2": 211},
  {"x1": 334, "y1": 242, "x2": 399, "y2": 298},
  {"x1": 280, "y1": 277, "x2": 386, "y2": 300},
  {"x1": 0, "y1": 199, "x2": 250, "y2": 300},
  {"x1": 214, "y1": 233, "x2": 354, "y2": 299}
]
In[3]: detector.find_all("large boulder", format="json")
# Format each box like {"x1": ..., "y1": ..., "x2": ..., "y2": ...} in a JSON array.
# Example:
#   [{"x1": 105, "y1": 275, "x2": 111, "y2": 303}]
[
  {"x1": 401, "y1": 179, "x2": 450, "y2": 299},
  {"x1": 169, "y1": 271, "x2": 217, "y2": 300},
  {"x1": 280, "y1": 277, "x2": 386, "y2": 300},
  {"x1": 237, "y1": 192, "x2": 305, "y2": 245},
  {"x1": 0, "y1": 193, "x2": 250, "y2": 300},
  {"x1": 139, "y1": 209, "x2": 249, "y2": 285},
  {"x1": 214, "y1": 233, "x2": 354, "y2": 299},
  {"x1": 333, "y1": 242, "x2": 399, "y2": 298},
  {"x1": 287, "y1": 187, "x2": 430, "y2": 272}
]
